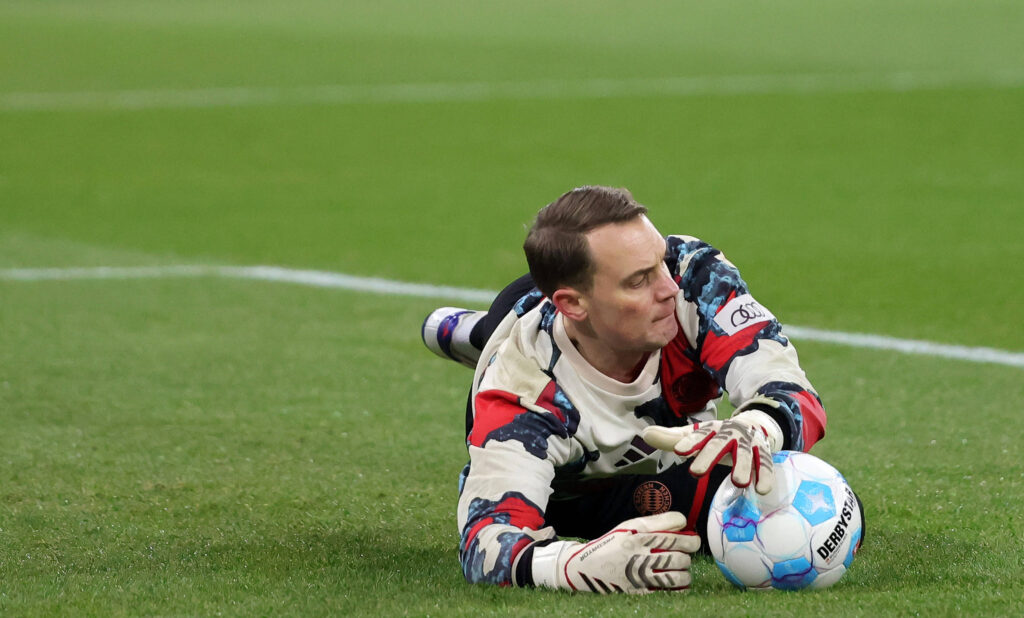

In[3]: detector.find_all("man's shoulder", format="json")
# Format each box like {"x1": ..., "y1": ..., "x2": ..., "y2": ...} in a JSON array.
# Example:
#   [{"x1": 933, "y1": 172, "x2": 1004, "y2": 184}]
[
  {"x1": 664, "y1": 235, "x2": 725, "y2": 275},
  {"x1": 471, "y1": 309, "x2": 580, "y2": 451},
  {"x1": 663, "y1": 234, "x2": 744, "y2": 296},
  {"x1": 665, "y1": 234, "x2": 714, "y2": 258},
  {"x1": 475, "y1": 300, "x2": 560, "y2": 400}
]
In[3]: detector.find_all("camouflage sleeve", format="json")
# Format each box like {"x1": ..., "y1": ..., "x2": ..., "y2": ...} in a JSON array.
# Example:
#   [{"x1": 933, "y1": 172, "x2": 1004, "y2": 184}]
[
  {"x1": 456, "y1": 387, "x2": 574, "y2": 586},
  {"x1": 666, "y1": 235, "x2": 827, "y2": 451}
]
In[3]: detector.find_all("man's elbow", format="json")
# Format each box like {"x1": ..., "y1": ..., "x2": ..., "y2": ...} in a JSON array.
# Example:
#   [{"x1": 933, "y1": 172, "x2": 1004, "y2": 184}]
[{"x1": 460, "y1": 545, "x2": 514, "y2": 587}]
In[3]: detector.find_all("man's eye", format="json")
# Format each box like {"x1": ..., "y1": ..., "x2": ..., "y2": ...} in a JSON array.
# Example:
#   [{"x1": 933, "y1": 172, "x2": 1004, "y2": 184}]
[{"x1": 631, "y1": 273, "x2": 649, "y2": 288}]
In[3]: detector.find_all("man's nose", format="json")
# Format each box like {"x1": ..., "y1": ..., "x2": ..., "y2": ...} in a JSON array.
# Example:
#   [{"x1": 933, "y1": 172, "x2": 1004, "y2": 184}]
[{"x1": 656, "y1": 266, "x2": 679, "y2": 301}]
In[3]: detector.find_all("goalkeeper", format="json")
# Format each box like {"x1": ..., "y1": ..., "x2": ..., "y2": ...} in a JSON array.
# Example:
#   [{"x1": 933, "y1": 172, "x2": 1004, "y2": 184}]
[{"x1": 421, "y1": 186, "x2": 827, "y2": 593}]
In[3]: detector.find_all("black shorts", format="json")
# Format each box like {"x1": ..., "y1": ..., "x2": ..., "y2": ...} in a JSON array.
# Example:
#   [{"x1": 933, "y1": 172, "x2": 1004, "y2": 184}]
[{"x1": 544, "y1": 465, "x2": 731, "y2": 547}]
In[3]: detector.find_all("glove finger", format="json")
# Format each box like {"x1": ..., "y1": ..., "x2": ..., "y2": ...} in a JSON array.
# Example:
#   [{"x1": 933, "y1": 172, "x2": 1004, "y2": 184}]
[
  {"x1": 643, "y1": 532, "x2": 701, "y2": 556},
  {"x1": 753, "y1": 446, "x2": 775, "y2": 495},
  {"x1": 645, "y1": 549, "x2": 691, "y2": 572},
  {"x1": 622, "y1": 510, "x2": 687, "y2": 533},
  {"x1": 631, "y1": 554, "x2": 692, "y2": 590},
  {"x1": 688, "y1": 433, "x2": 732, "y2": 475},
  {"x1": 654, "y1": 531, "x2": 701, "y2": 554},
  {"x1": 645, "y1": 423, "x2": 721, "y2": 457},
  {"x1": 645, "y1": 568, "x2": 692, "y2": 591},
  {"x1": 640, "y1": 426, "x2": 689, "y2": 453},
  {"x1": 730, "y1": 438, "x2": 755, "y2": 488},
  {"x1": 683, "y1": 422, "x2": 723, "y2": 454}
]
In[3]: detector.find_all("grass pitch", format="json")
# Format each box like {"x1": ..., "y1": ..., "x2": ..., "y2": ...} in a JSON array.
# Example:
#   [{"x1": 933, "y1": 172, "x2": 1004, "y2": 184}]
[{"x1": 2, "y1": 1, "x2": 1023, "y2": 615}]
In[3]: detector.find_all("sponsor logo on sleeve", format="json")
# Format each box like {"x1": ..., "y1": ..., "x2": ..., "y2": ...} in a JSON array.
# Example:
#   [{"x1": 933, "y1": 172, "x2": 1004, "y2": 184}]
[{"x1": 713, "y1": 294, "x2": 776, "y2": 336}]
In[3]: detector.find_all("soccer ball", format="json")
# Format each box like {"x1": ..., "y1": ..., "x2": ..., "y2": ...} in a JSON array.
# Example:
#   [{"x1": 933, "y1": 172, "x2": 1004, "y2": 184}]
[{"x1": 707, "y1": 450, "x2": 863, "y2": 590}]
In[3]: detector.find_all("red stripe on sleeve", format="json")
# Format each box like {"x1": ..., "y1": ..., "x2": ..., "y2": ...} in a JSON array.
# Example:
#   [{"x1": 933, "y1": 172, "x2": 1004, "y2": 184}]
[
  {"x1": 470, "y1": 389, "x2": 525, "y2": 448},
  {"x1": 462, "y1": 496, "x2": 545, "y2": 553},
  {"x1": 496, "y1": 495, "x2": 546, "y2": 531},
  {"x1": 463, "y1": 517, "x2": 494, "y2": 551},
  {"x1": 700, "y1": 323, "x2": 766, "y2": 372},
  {"x1": 793, "y1": 389, "x2": 827, "y2": 450}
]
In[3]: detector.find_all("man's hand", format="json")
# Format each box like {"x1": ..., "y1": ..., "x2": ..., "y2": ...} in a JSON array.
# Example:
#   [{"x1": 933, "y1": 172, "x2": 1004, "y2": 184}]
[
  {"x1": 529, "y1": 511, "x2": 700, "y2": 593},
  {"x1": 642, "y1": 410, "x2": 782, "y2": 495}
]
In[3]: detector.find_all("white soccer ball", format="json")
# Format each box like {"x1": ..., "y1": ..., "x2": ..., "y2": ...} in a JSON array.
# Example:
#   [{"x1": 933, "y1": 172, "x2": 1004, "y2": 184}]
[{"x1": 707, "y1": 450, "x2": 863, "y2": 590}]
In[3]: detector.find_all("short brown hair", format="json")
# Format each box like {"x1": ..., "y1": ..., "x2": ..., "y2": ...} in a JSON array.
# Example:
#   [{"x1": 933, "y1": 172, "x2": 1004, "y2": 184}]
[{"x1": 523, "y1": 186, "x2": 648, "y2": 298}]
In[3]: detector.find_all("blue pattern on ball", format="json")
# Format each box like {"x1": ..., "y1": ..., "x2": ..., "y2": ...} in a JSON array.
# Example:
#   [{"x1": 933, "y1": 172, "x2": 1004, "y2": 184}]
[
  {"x1": 844, "y1": 528, "x2": 862, "y2": 569},
  {"x1": 722, "y1": 496, "x2": 761, "y2": 542},
  {"x1": 792, "y1": 480, "x2": 836, "y2": 526},
  {"x1": 772, "y1": 556, "x2": 817, "y2": 590},
  {"x1": 772, "y1": 451, "x2": 795, "y2": 465}
]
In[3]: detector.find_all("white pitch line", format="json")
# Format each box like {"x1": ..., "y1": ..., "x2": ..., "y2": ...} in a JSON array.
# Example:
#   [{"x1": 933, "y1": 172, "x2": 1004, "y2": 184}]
[
  {"x1": 0, "y1": 265, "x2": 498, "y2": 303},
  {"x1": 780, "y1": 325, "x2": 1024, "y2": 370},
  {"x1": 2, "y1": 69, "x2": 1024, "y2": 112},
  {"x1": 223, "y1": 265, "x2": 497, "y2": 304},
  {"x1": 2, "y1": 264, "x2": 1022, "y2": 369}
]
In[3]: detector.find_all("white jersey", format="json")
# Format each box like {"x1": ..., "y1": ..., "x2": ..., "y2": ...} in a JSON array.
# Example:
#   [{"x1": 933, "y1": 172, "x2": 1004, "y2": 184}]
[{"x1": 456, "y1": 235, "x2": 827, "y2": 587}]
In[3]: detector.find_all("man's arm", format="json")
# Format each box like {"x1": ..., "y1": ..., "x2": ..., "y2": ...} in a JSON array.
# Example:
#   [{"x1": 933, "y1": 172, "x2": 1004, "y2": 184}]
[
  {"x1": 457, "y1": 388, "x2": 564, "y2": 586},
  {"x1": 647, "y1": 237, "x2": 827, "y2": 492},
  {"x1": 459, "y1": 388, "x2": 700, "y2": 592},
  {"x1": 668, "y1": 235, "x2": 827, "y2": 451}
]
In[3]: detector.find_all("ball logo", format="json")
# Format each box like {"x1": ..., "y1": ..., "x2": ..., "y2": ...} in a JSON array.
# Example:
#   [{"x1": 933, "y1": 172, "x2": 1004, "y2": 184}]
[
  {"x1": 633, "y1": 481, "x2": 672, "y2": 516},
  {"x1": 815, "y1": 487, "x2": 858, "y2": 563},
  {"x1": 714, "y1": 294, "x2": 776, "y2": 336}
]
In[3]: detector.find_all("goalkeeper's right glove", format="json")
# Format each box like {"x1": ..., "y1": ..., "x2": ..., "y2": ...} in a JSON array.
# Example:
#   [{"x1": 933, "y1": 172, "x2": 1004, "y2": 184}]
[{"x1": 520, "y1": 511, "x2": 700, "y2": 594}]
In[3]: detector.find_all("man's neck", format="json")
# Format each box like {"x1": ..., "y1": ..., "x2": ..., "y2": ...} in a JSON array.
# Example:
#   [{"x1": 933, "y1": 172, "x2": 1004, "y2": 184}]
[{"x1": 562, "y1": 319, "x2": 648, "y2": 383}]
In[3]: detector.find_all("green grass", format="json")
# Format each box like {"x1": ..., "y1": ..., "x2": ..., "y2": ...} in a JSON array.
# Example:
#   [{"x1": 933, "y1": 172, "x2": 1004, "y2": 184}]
[
  {"x1": 2, "y1": 1, "x2": 1023, "y2": 615},
  {"x1": 2, "y1": 254, "x2": 1022, "y2": 615}
]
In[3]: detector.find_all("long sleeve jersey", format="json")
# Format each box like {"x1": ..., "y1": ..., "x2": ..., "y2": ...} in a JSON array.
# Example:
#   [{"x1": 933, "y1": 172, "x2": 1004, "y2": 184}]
[{"x1": 456, "y1": 235, "x2": 827, "y2": 586}]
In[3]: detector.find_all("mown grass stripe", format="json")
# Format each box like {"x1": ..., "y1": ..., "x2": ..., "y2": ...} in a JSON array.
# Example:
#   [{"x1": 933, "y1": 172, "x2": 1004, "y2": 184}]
[{"x1": 2, "y1": 69, "x2": 1023, "y2": 112}]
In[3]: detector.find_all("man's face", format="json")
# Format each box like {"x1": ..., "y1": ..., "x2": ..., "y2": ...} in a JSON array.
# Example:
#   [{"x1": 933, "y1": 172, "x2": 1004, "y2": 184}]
[{"x1": 577, "y1": 216, "x2": 680, "y2": 356}]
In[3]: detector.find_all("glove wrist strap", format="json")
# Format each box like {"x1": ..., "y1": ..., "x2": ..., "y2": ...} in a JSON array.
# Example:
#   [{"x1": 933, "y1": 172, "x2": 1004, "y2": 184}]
[{"x1": 530, "y1": 540, "x2": 576, "y2": 589}]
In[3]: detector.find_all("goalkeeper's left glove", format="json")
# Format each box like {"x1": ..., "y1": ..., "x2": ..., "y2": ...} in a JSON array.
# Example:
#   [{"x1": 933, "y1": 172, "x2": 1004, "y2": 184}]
[{"x1": 642, "y1": 409, "x2": 783, "y2": 495}]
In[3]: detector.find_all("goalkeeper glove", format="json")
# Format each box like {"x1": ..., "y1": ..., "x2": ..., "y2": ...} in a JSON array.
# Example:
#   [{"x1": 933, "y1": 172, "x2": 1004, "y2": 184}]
[
  {"x1": 524, "y1": 511, "x2": 699, "y2": 593},
  {"x1": 642, "y1": 409, "x2": 783, "y2": 495}
]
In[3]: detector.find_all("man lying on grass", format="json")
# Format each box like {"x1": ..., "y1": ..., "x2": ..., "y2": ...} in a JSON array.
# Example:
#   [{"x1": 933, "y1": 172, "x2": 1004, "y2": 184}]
[{"x1": 422, "y1": 186, "x2": 826, "y2": 592}]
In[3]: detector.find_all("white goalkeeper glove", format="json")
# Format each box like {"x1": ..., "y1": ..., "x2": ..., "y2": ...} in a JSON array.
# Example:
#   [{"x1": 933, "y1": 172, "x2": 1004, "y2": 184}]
[
  {"x1": 526, "y1": 511, "x2": 700, "y2": 593},
  {"x1": 642, "y1": 409, "x2": 783, "y2": 495}
]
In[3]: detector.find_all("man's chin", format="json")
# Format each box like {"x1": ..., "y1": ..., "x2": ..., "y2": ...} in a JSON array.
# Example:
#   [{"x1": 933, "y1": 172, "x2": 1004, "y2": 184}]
[{"x1": 650, "y1": 321, "x2": 679, "y2": 348}]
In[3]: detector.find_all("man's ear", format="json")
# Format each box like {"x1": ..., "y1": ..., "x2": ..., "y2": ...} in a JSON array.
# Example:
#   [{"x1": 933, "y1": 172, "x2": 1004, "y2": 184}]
[{"x1": 551, "y1": 287, "x2": 587, "y2": 322}]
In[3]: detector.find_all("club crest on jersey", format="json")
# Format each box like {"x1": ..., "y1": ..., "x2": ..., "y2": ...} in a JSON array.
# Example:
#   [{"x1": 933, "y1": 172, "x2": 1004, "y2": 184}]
[
  {"x1": 714, "y1": 294, "x2": 776, "y2": 336},
  {"x1": 633, "y1": 481, "x2": 672, "y2": 516}
]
